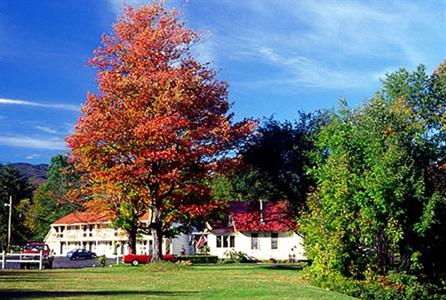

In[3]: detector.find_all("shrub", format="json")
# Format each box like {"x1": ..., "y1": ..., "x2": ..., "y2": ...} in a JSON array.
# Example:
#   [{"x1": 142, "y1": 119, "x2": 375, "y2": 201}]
[
  {"x1": 224, "y1": 249, "x2": 258, "y2": 263},
  {"x1": 176, "y1": 255, "x2": 218, "y2": 264},
  {"x1": 200, "y1": 245, "x2": 210, "y2": 255},
  {"x1": 222, "y1": 258, "x2": 237, "y2": 264},
  {"x1": 97, "y1": 255, "x2": 107, "y2": 267},
  {"x1": 307, "y1": 270, "x2": 446, "y2": 300}
]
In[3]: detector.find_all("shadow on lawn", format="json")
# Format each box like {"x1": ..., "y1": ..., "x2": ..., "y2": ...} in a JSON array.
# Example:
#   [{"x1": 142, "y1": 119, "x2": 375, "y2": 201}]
[
  {"x1": 258, "y1": 263, "x2": 305, "y2": 271},
  {"x1": 0, "y1": 289, "x2": 197, "y2": 299},
  {"x1": 0, "y1": 277, "x2": 53, "y2": 283},
  {"x1": 0, "y1": 272, "x2": 52, "y2": 283}
]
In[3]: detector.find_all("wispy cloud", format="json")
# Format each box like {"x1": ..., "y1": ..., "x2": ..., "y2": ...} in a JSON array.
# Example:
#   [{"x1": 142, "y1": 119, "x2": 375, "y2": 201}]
[
  {"x1": 0, "y1": 98, "x2": 79, "y2": 111},
  {"x1": 0, "y1": 135, "x2": 66, "y2": 150},
  {"x1": 34, "y1": 126, "x2": 58, "y2": 134},
  {"x1": 195, "y1": 0, "x2": 444, "y2": 90},
  {"x1": 251, "y1": 47, "x2": 378, "y2": 89},
  {"x1": 25, "y1": 154, "x2": 41, "y2": 160}
]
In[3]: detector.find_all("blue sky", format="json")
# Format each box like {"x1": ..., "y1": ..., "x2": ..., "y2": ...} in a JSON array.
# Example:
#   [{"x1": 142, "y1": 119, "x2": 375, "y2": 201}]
[{"x1": 0, "y1": 0, "x2": 444, "y2": 164}]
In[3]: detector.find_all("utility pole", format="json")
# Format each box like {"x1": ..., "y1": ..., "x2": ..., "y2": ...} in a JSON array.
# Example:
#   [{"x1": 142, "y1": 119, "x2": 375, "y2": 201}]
[{"x1": 4, "y1": 196, "x2": 12, "y2": 253}]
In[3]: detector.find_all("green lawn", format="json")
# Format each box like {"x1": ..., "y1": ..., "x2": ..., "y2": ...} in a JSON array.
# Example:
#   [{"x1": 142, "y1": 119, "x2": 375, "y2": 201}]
[{"x1": 0, "y1": 264, "x2": 354, "y2": 299}]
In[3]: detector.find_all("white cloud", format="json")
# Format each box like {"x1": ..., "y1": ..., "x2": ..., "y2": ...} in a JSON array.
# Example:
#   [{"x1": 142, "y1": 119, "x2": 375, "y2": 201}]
[
  {"x1": 291, "y1": 1, "x2": 432, "y2": 64},
  {"x1": 197, "y1": 0, "x2": 443, "y2": 90},
  {"x1": 0, "y1": 135, "x2": 66, "y2": 150},
  {"x1": 0, "y1": 98, "x2": 79, "y2": 111},
  {"x1": 192, "y1": 35, "x2": 216, "y2": 64},
  {"x1": 252, "y1": 47, "x2": 368, "y2": 89},
  {"x1": 34, "y1": 126, "x2": 58, "y2": 134},
  {"x1": 25, "y1": 154, "x2": 41, "y2": 160}
]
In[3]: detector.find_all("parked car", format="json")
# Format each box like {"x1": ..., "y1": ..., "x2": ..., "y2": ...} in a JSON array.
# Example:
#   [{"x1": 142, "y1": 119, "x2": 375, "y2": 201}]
[
  {"x1": 66, "y1": 249, "x2": 97, "y2": 260},
  {"x1": 20, "y1": 242, "x2": 54, "y2": 269},
  {"x1": 123, "y1": 254, "x2": 176, "y2": 266}
]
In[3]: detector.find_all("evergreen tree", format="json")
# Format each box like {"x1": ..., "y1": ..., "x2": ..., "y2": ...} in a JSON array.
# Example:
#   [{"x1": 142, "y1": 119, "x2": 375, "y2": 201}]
[{"x1": 0, "y1": 166, "x2": 33, "y2": 249}]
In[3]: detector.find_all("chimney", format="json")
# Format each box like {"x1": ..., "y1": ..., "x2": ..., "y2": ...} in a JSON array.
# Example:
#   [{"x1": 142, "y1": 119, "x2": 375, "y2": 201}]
[{"x1": 259, "y1": 200, "x2": 264, "y2": 224}]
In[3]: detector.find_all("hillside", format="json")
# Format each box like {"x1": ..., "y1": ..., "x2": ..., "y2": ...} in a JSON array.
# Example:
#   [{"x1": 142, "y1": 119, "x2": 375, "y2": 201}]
[{"x1": 1, "y1": 163, "x2": 48, "y2": 186}]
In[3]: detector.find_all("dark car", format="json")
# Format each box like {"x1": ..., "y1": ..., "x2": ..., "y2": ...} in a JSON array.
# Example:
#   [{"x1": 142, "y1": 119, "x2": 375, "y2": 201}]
[{"x1": 66, "y1": 249, "x2": 97, "y2": 260}]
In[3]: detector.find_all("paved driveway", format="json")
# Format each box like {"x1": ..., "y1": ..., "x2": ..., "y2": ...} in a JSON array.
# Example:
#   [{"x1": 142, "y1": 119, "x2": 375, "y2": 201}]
[{"x1": 2, "y1": 256, "x2": 119, "y2": 269}]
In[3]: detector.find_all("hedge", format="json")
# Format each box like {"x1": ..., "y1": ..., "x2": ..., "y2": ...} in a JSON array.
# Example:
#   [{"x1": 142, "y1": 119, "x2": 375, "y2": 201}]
[{"x1": 176, "y1": 255, "x2": 218, "y2": 264}]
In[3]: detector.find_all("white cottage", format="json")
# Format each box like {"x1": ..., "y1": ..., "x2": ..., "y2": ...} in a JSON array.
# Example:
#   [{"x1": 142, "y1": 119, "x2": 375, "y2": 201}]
[
  {"x1": 205, "y1": 201, "x2": 306, "y2": 261},
  {"x1": 44, "y1": 210, "x2": 191, "y2": 257}
]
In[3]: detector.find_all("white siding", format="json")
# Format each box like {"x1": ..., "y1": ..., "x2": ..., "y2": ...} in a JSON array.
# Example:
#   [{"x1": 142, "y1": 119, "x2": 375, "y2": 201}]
[
  {"x1": 207, "y1": 232, "x2": 241, "y2": 258},
  {"x1": 208, "y1": 231, "x2": 306, "y2": 261},
  {"x1": 45, "y1": 223, "x2": 185, "y2": 257}
]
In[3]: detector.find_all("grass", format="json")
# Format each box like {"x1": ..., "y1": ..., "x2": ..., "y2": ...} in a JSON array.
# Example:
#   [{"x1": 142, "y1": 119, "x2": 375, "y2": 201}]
[{"x1": 0, "y1": 263, "x2": 354, "y2": 299}]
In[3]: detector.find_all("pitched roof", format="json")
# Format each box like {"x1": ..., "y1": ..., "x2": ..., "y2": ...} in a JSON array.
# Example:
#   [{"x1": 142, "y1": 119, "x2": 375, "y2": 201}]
[
  {"x1": 53, "y1": 211, "x2": 112, "y2": 225},
  {"x1": 223, "y1": 200, "x2": 296, "y2": 232},
  {"x1": 53, "y1": 210, "x2": 150, "y2": 225}
]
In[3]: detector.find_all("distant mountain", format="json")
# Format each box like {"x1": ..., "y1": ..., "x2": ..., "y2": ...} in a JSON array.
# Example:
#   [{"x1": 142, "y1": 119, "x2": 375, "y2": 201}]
[{"x1": 1, "y1": 163, "x2": 48, "y2": 186}]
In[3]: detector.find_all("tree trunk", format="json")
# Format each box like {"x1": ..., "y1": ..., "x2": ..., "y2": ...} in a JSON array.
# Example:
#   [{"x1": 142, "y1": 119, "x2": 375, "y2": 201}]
[
  {"x1": 127, "y1": 228, "x2": 137, "y2": 254},
  {"x1": 151, "y1": 223, "x2": 163, "y2": 261}
]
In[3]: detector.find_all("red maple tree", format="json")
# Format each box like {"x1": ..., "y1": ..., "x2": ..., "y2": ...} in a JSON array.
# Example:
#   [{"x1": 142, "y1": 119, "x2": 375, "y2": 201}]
[{"x1": 66, "y1": 3, "x2": 255, "y2": 259}]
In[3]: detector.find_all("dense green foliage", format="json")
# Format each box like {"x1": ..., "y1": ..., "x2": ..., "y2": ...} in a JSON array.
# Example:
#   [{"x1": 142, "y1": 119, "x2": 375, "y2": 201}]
[
  {"x1": 25, "y1": 155, "x2": 77, "y2": 241},
  {"x1": 0, "y1": 166, "x2": 33, "y2": 249},
  {"x1": 176, "y1": 255, "x2": 219, "y2": 264},
  {"x1": 212, "y1": 113, "x2": 325, "y2": 212},
  {"x1": 300, "y1": 64, "x2": 446, "y2": 298}
]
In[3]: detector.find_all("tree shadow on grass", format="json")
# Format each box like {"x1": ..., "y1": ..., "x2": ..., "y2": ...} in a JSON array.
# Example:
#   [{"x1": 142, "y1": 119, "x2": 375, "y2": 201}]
[
  {"x1": 0, "y1": 277, "x2": 53, "y2": 283},
  {"x1": 0, "y1": 289, "x2": 197, "y2": 299},
  {"x1": 258, "y1": 263, "x2": 305, "y2": 271},
  {"x1": 0, "y1": 272, "x2": 53, "y2": 283}
]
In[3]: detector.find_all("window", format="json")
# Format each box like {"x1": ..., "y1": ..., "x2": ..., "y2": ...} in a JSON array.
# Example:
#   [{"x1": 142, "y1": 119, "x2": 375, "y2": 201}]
[
  {"x1": 251, "y1": 233, "x2": 259, "y2": 250},
  {"x1": 216, "y1": 235, "x2": 234, "y2": 248},
  {"x1": 271, "y1": 233, "x2": 278, "y2": 250},
  {"x1": 149, "y1": 240, "x2": 153, "y2": 255}
]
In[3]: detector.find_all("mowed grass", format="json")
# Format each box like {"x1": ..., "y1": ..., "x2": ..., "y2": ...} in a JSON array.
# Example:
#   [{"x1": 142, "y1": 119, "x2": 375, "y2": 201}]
[{"x1": 0, "y1": 263, "x2": 354, "y2": 300}]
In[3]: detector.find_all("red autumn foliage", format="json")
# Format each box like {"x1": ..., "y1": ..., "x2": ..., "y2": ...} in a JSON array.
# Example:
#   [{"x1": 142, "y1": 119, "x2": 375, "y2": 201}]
[{"x1": 66, "y1": 3, "x2": 256, "y2": 259}]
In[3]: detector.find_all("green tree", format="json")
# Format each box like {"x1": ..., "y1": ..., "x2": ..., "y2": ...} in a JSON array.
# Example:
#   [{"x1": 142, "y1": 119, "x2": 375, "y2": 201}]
[
  {"x1": 25, "y1": 155, "x2": 78, "y2": 241},
  {"x1": 0, "y1": 166, "x2": 33, "y2": 249},
  {"x1": 212, "y1": 113, "x2": 325, "y2": 213},
  {"x1": 301, "y1": 63, "x2": 446, "y2": 286}
]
